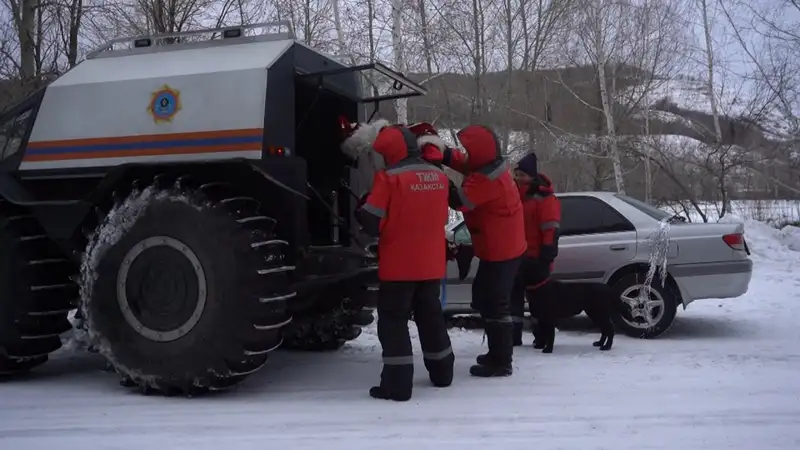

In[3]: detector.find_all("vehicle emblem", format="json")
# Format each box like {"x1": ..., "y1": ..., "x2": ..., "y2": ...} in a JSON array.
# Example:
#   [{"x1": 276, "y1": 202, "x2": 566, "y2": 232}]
[{"x1": 148, "y1": 85, "x2": 182, "y2": 123}]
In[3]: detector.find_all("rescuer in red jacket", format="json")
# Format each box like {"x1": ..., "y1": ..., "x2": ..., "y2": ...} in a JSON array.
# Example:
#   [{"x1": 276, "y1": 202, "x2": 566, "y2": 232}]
[
  {"x1": 355, "y1": 125, "x2": 454, "y2": 402},
  {"x1": 509, "y1": 153, "x2": 561, "y2": 346},
  {"x1": 421, "y1": 125, "x2": 526, "y2": 377}
]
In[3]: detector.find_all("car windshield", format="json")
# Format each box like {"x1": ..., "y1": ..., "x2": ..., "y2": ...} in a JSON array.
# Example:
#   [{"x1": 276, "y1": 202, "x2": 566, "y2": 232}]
[{"x1": 614, "y1": 194, "x2": 673, "y2": 221}]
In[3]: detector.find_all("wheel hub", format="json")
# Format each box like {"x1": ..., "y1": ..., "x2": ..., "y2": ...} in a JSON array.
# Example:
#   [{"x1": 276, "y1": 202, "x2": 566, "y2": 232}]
[
  {"x1": 117, "y1": 236, "x2": 207, "y2": 342},
  {"x1": 620, "y1": 284, "x2": 665, "y2": 330}
]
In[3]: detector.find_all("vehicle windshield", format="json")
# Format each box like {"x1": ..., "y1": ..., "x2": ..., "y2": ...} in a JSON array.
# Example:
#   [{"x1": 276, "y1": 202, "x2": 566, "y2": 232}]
[{"x1": 614, "y1": 194, "x2": 673, "y2": 221}]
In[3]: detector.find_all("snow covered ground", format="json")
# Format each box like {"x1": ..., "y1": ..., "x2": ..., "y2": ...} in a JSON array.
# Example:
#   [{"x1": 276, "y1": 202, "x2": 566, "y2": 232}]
[{"x1": 2, "y1": 221, "x2": 800, "y2": 450}]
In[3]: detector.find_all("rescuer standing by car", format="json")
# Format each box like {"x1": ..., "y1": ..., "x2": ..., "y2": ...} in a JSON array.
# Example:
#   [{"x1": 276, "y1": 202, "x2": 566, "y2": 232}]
[
  {"x1": 355, "y1": 125, "x2": 454, "y2": 402},
  {"x1": 508, "y1": 152, "x2": 562, "y2": 346},
  {"x1": 420, "y1": 125, "x2": 526, "y2": 377}
]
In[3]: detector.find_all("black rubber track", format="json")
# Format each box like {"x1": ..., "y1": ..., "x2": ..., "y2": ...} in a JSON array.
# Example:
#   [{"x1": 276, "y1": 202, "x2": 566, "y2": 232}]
[
  {"x1": 0, "y1": 201, "x2": 77, "y2": 376},
  {"x1": 81, "y1": 175, "x2": 294, "y2": 396}
]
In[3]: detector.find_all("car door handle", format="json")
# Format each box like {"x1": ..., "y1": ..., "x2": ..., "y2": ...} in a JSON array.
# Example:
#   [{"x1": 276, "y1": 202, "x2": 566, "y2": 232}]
[{"x1": 609, "y1": 244, "x2": 627, "y2": 251}]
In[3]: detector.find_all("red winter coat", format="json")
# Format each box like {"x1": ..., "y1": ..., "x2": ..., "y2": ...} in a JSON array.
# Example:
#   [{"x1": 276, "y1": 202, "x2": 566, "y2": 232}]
[
  {"x1": 357, "y1": 126, "x2": 450, "y2": 281},
  {"x1": 443, "y1": 125, "x2": 526, "y2": 262},
  {"x1": 518, "y1": 174, "x2": 561, "y2": 269}
]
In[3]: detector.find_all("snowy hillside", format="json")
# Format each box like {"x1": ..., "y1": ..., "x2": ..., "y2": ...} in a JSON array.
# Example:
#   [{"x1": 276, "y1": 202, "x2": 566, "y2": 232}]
[
  {"x1": 662, "y1": 199, "x2": 800, "y2": 224},
  {"x1": 625, "y1": 75, "x2": 796, "y2": 141}
]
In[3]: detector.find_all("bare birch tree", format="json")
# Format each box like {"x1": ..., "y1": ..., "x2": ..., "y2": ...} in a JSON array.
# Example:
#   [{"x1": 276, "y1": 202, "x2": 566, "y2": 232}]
[
  {"x1": 697, "y1": 0, "x2": 724, "y2": 145},
  {"x1": 53, "y1": 0, "x2": 85, "y2": 69},
  {"x1": 330, "y1": 0, "x2": 348, "y2": 58},
  {"x1": 4, "y1": 0, "x2": 36, "y2": 81},
  {"x1": 718, "y1": 0, "x2": 799, "y2": 139},
  {"x1": 570, "y1": 0, "x2": 625, "y2": 193},
  {"x1": 391, "y1": 0, "x2": 407, "y2": 123},
  {"x1": 696, "y1": 0, "x2": 735, "y2": 216}
]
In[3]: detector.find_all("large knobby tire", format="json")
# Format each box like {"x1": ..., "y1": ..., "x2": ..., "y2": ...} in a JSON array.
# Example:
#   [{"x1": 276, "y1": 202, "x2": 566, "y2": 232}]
[
  {"x1": 280, "y1": 253, "x2": 378, "y2": 352},
  {"x1": 281, "y1": 304, "x2": 373, "y2": 351},
  {"x1": 611, "y1": 273, "x2": 678, "y2": 339},
  {"x1": 82, "y1": 179, "x2": 294, "y2": 395},
  {"x1": 0, "y1": 205, "x2": 76, "y2": 376}
]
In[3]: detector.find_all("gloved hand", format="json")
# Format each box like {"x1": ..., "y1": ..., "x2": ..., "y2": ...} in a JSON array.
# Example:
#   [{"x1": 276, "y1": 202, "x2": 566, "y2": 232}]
[
  {"x1": 442, "y1": 147, "x2": 469, "y2": 166},
  {"x1": 455, "y1": 244, "x2": 474, "y2": 280},
  {"x1": 408, "y1": 122, "x2": 438, "y2": 136},
  {"x1": 422, "y1": 144, "x2": 444, "y2": 166},
  {"x1": 409, "y1": 123, "x2": 448, "y2": 167},
  {"x1": 446, "y1": 240, "x2": 459, "y2": 261}
]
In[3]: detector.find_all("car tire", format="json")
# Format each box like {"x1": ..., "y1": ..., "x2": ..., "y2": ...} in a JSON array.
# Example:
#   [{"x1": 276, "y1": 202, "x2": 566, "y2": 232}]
[{"x1": 611, "y1": 273, "x2": 677, "y2": 339}]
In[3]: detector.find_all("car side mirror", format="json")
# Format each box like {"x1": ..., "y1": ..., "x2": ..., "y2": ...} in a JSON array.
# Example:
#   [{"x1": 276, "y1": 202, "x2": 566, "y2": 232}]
[{"x1": 455, "y1": 244, "x2": 474, "y2": 280}]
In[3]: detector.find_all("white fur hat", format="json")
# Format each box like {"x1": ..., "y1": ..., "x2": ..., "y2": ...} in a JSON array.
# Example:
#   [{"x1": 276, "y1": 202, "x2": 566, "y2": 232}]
[{"x1": 417, "y1": 134, "x2": 448, "y2": 152}]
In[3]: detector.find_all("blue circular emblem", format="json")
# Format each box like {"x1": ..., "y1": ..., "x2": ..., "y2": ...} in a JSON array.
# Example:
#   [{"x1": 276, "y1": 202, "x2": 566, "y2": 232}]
[{"x1": 151, "y1": 91, "x2": 178, "y2": 119}]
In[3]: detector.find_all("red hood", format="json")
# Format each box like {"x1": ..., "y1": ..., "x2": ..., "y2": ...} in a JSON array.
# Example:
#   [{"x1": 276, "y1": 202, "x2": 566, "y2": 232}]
[
  {"x1": 517, "y1": 173, "x2": 555, "y2": 197},
  {"x1": 373, "y1": 126, "x2": 417, "y2": 166},
  {"x1": 456, "y1": 125, "x2": 502, "y2": 170}
]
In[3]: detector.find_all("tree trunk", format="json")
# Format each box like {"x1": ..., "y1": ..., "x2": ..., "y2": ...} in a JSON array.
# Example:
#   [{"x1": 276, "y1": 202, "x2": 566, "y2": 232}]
[
  {"x1": 470, "y1": 0, "x2": 484, "y2": 121},
  {"x1": 699, "y1": 0, "x2": 730, "y2": 215},
  {"x1": 501, "y1": 0, "x2": 514, "y2": 156},
  {"x1": 67, "y1": 0, "x2": 83, "y2": 68},
  {"x1": 417, "y1": 0, "x2": 434, "y2": 77},
  {"x1": 391, "y1": 0, "x2": 407, "y2": 123},
  {"x1": 699, "y1": 0, "x2": 723, "y2": 143},
  {"x1": 643, "y1": 103, "x2": 653, "y2": 203},
  {"x1": 593, "y1": 0, "x2": 625, "y2": 194},
  {"x1": 331, "y1": 0, "x2": 348, "y2": 59},
  {"x1": 366, "y1": 0, "x2": 379, "y2": 98},
  {"x1": 17, "y1": 0, "x2": 37, "y2": 81}
]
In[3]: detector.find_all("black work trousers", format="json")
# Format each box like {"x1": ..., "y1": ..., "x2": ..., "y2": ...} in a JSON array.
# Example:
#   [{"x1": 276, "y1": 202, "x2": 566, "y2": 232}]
[
  {"x1": 510, "y1": 257, "x2": 552, "y2": 343},
  {"x1": 377, "y1": 280, "x2": 454, "y2": 397},
  {"x1": 471, "y1": 257, "x2": 522, "y2": 366}
]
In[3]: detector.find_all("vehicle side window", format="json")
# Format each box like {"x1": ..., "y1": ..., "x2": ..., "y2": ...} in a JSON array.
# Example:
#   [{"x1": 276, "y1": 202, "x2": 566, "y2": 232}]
[
  {"x1": 560, "y1": 196, "x2": 635, "y2": 236},
  {"x1": 453, "y1": 224, "x2": 472, "y2": 244},
  {"x1": 0, "y1": 108, "x2": 34, "y2": 161}
]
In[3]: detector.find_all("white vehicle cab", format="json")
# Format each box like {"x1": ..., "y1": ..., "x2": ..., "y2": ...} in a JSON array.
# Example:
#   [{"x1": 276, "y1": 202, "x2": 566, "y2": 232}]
[{"x1": 443, "y1": 192, "x2": 753, "y2": 337}]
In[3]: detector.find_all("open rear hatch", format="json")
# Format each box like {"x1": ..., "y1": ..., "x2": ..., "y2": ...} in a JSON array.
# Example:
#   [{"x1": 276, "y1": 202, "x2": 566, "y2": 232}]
[
  {"x1": 296, "y1": 61, "x2": 427, "y2": 119},
  {"x1": 293, "y1": 60, "x2": 427, "y2": 249}
]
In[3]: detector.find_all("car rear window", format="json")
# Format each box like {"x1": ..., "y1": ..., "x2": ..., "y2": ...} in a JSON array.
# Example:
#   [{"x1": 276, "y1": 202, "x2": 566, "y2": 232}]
[{"x1": 614, "y1": 194, "x2": 672, "y2": 221}]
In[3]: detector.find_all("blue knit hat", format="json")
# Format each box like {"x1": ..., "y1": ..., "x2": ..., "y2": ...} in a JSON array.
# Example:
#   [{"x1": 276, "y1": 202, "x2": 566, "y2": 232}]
[{"x1": 516, "y1": 153, "x2": 539, "y2": 177}]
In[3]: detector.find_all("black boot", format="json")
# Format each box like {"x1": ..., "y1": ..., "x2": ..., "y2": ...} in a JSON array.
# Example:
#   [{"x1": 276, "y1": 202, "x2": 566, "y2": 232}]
[
  {"x1": 470, "y1": 362, "x2": 512, "y2": 377},
  {"x1": 369, "y1": 385, "x2": 412, "y2": 402},
  {"x1": 470, "y1": 322, "x2": 513, "y2": 378},
  {"x1": 371, "y1": 363, "x2": 413, "y2": 401},
  {"x1": 425, "y1": 352, "x2": 454, "y2": 388},
  {"x1": 512, "y1": 321, "x2": 523, "y2": 346},
  {"x1": 470, "y1": 346, "x2": 513, "y2": 376}
]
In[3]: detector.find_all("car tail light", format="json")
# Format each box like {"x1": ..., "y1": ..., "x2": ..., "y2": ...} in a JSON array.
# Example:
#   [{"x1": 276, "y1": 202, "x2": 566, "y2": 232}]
[
  {"x1": 267, "y1": 145, "x2": 289, "y2": 156},
  {"x1": 723, "y1": 233, "x2": 745, "y2": 251}
]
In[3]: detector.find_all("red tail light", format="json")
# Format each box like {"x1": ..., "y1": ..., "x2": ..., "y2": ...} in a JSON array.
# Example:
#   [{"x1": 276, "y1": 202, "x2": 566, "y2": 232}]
[{"x1": 723, "y1": 233, "x2": 745, "y2": 251}]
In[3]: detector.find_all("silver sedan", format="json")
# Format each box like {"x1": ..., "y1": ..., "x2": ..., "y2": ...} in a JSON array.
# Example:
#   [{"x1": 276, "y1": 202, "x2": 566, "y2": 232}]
[{"x1": 442, "y1": 192, "x2": 753, "y2": 338}]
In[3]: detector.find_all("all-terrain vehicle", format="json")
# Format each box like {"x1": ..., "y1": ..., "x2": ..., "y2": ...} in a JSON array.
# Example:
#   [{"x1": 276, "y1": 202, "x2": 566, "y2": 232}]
[{"x1": 0, "y1": 22, "x2": 426, "y2": 395}]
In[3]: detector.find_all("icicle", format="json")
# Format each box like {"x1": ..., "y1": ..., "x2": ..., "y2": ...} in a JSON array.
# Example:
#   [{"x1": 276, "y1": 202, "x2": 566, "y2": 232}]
[{"x1": 640, "y1": 217, "x2": 671, "y2": 301}]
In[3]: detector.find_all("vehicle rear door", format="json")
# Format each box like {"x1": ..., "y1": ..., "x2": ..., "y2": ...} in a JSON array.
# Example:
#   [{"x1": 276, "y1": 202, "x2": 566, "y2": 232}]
[
  {"x1": 441, "y1": 223, "x2": 477, "y2": 312},
  {"x1": 553, "y1": 196, "x2": 638, "y2": 282}
]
